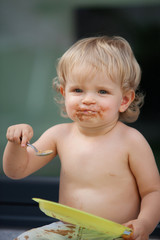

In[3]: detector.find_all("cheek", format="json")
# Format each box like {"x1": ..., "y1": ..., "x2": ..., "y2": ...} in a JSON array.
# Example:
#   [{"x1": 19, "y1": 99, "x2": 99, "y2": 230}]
[
  {"x1": 65, "y1": 98, "x2": 78, "y2": 116},
  {"x1": 99, "y1": 104, "x2": 109, "y2": 112},
  {"x1": 98, "y1": 106, "x2": 109, "y2": 119},
  {"x1": 98, "y1": 101, "x2": 110, "y2": 113},
  {"x1": 88, "y1": 101, "x2": 109, "y2": 120},
  {"x1": 100, "y1": 98, "x2": 121, "y2": 111},
  {"x1": 98, "y1": 100, "x2": 119, "y2": 119}
]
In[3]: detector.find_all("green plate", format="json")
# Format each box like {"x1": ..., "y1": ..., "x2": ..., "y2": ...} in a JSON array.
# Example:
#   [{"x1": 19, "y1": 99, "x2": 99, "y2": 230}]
[{"x1": 33, "y1": 198, "x2": 132, "y2": 239}]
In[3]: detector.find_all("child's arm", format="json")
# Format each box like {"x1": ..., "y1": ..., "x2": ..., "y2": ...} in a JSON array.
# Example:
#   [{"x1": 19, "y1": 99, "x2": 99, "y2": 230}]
[
  {"x1": 3, "y1": 124, "x2": 57, "y2": 179},
  {"x1": 124, "y1": 130, "x2": 160, "y2": 240}
]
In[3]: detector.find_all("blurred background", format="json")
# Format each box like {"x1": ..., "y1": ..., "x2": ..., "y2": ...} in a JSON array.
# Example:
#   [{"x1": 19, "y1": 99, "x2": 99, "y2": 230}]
[
  {"x1": 0, "y1": 0, "x2": 160, "y2": 177},
  {"x1": 0, "y1": 0, "x2": 160, "y2": 234}
]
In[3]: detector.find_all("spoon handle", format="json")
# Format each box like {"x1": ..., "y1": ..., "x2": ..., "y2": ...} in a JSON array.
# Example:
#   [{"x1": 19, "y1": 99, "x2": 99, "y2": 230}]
[{"x1": 27, "y1": 143, "x2": 38, "y2": 153}]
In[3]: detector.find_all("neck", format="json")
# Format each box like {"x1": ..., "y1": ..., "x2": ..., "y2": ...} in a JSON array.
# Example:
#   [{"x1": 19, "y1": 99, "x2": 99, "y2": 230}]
[{"x1": 75, "y1": 120, "x2": 119, "y2": 137}]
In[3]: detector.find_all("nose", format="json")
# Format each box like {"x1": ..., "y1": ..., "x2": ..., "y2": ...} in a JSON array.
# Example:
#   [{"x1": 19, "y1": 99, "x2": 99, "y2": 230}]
[{"x1": 81, "y1": 93, "x2": 96, "y2": 105}]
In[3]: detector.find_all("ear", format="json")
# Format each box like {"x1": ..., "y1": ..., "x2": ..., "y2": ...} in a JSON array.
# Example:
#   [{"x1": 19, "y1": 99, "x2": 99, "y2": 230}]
[
  {"x1": 60, "y1": 85, "x2": 65, "y2": 97},
  {"x1": 119, "y1": 90, "x2": 135, "y2": 113}
]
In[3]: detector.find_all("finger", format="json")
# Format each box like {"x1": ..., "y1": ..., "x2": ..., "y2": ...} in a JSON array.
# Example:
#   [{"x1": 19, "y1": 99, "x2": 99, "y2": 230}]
[
  {"x1": 6, "y1": 127, "x2": 14, "y2": 141},
  {"x1": 123, "y1": 232, "x2": 134, "y2": 240},
  {"x1": 123, "y1": 222, "x2": 134, "y2": 240},
  {"x1": 21, "y1": 128, "x2": 33, "y2": 147},
  {"x1": 13, "y1": 128, "x2": 23, "y2": 144},
  {"x1": 21, "y1": 133, "x2": 29, "y2": 147},
  {"x1": 123, "y1": 222, "x2": 133, "y2": 228},
  {"x1": 6, "y1": 127, "x2": 20, "y2": 144}
]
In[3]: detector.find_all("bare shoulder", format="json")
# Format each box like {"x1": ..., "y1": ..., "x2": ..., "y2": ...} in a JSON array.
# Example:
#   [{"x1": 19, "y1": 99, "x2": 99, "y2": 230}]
[
  {"x1": 41, "y1": 122, "x2": 74, "y2": 139},
  {"x1": 117, "y1": 122, "x2": 156, "y2": 164},
  {"x1": 118, "y1": 121, "x2": 148, "y2": 145}
]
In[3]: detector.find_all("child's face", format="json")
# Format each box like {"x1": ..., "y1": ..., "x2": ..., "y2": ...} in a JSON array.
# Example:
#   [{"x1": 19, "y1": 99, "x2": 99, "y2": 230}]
[{"x1": 61, "y1": 70, "x2": 125, "y2": 128}]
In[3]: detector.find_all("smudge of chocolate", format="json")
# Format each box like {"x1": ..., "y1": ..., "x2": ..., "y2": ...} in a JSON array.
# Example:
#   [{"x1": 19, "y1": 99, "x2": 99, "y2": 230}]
[
  {"x1": 24, "y1": 236, "x2": 29, "y2": 240},
  {"x1": 44, "y1": 229, "x2": 74, "y2": 236},
  {"x1": 68, "y1": 225, "x2": 76, "y2": 229},
  {"x1": 75, "y1": 112, "x2": 97, "y2": 121}
]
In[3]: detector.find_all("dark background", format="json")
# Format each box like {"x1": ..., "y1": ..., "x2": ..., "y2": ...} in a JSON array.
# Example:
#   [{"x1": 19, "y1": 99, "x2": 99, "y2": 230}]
[
  {"x1": 75, "y1": 6, "x2": 160, "y2": 122},
  {"x1": 74, "y1": 6, "x2": 160, "y2": 169}
]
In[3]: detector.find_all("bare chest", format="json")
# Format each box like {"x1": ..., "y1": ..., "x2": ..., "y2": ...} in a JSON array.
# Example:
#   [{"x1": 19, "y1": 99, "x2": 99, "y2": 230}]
[{"x1": 58, "y1": 136, "x2": 129, "y2": 184}]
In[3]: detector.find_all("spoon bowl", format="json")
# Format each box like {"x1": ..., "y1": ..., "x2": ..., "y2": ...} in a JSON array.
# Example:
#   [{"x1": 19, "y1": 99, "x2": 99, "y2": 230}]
[{"x1": 27, "y1": 143, "x2": 53, "y2": 156}]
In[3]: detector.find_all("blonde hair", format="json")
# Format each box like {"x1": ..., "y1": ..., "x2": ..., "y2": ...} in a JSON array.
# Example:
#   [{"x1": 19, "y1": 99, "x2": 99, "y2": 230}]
[{"x1": 53, "y1": 36, "x2": 144, "y2": 123}]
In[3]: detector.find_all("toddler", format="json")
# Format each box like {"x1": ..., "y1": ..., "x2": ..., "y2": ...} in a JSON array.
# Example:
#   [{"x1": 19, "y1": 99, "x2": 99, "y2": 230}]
[{"x1": 3, "y1": 36, "x2": 160, "y2": 240}]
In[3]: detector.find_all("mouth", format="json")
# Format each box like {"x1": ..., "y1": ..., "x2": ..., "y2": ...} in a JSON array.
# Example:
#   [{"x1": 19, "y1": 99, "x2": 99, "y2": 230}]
[
  {"x1": 77, "y1": 109, "x2": 97, "y2": 115},
  {"x1": 74, "y1": 108, "x2": 100, "y2": 122}
]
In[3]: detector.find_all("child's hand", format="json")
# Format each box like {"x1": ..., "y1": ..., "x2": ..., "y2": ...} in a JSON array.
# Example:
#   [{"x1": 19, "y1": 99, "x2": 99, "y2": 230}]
[
  {"x1": 6, "y1": 124, "x2": 33, "y2": 147},
  {"x1": 123, "y1": 219, "x2": 149, "y2": 240}
]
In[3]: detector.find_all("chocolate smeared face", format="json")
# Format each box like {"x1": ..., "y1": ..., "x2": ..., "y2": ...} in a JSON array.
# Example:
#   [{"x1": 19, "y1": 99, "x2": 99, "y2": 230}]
[{"x1": 62, "y1": 68, "x2": 124, "y2": 128}]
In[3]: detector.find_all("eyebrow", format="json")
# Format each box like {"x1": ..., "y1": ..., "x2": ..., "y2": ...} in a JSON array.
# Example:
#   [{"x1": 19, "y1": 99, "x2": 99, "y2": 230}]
[{"x1": 97, "y1": 85, "x2": 113, "y2": 91}]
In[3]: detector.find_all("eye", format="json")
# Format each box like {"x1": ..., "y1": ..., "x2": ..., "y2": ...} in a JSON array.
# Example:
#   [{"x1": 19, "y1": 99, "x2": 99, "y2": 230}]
[
  {"x1": 74, "y1": 88, "x2": 83, "y2": 93},
  {"x1": 98, "y1": 90, "x2": 107, "y2": 94}
]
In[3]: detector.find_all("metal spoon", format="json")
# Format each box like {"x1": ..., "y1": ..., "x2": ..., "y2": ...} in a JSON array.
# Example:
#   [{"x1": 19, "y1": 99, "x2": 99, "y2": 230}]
[{"x1": 27, "y1": 143, "x2": 53, "y2": 156}]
